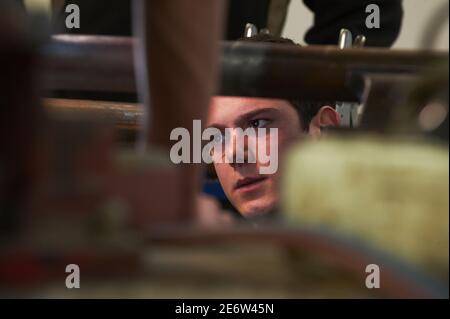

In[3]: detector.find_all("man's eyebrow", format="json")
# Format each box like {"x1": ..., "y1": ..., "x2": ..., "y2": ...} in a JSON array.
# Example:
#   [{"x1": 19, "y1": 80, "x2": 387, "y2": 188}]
[
  {"x1": 234, "y1": 107, "x2": 279, "y2": 125},
  {"x1": 207, "y1": 107, "x2": 279, "y2": 130}
]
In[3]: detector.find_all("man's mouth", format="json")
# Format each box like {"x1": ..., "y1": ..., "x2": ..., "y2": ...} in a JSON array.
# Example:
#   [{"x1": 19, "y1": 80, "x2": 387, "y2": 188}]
[{"x1": 234, "y1": 176, "x2": 268, "y2": 192}]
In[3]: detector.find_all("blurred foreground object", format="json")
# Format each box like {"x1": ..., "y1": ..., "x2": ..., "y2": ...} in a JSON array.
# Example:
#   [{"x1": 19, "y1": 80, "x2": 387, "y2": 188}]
[
  {"x1": 0, "y1": 1, "x2": 42, "y2": 238},
  {"x1": 282, "y1": 137, "x2": 449, "y2": 283},
  {"x1": 132, "y1": 0, "x2": 225, "y2": 221},
  {"x1": 2, "y1": 224, "x2": 447, "y2": 298}
]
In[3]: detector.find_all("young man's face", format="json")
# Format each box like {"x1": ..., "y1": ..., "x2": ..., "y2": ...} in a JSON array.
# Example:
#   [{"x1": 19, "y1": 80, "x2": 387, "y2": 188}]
[{"x1": 207, "y1": 96, "x2": 303, "y2": 217}]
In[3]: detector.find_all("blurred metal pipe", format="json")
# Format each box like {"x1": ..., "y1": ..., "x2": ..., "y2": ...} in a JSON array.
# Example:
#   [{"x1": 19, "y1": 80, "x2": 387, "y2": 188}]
[
  {"x1": 40, "y1": 35, "x2": 136, "y2": 94},
  {"x1": 44, "y1": 98, "x2": 142, "y2": 130},
  {"x1": 40, "y1": 35, "x2": 449, "y2": 102}
]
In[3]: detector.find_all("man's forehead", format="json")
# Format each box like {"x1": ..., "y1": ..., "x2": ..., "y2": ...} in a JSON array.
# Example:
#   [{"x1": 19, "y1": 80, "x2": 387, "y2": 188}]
[{"x1": 208, "y1": 96, "x2": 290, "y2": 125}]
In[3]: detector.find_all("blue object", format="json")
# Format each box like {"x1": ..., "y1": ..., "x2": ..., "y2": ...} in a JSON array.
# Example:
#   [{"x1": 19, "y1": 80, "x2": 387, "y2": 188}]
[{"x1": 202, "y1": 180, "x2": 227, "y2": 200}]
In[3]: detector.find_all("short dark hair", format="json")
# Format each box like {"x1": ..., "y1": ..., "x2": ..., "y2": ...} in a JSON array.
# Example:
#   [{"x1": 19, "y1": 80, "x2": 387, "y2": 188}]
[
  {"x1": 206, "y1": 34, "x2": 332, "y2": 179},
  {"x1": 238, "y1": 33, "x2": 333, "y2": 131}
]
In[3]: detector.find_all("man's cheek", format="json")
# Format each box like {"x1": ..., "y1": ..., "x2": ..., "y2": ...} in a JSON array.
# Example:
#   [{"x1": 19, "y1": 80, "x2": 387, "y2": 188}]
[
  {"x1": 215, "y1": 164, "x2": 232, "y2": 193},
  {"x1": 257, "y1": 129, "x2": 279, "y2": 175}
]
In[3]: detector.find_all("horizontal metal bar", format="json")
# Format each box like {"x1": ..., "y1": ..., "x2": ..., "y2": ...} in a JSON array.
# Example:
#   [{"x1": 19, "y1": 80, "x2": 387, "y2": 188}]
[
  {"x1": 40, "y1": 35, "x2": 136, "y2": 95},
  {"x1": 44, "y1": 98, "x2": 142, "y2": 130},
  {"x1": 39, "y1": 35, "x2": 448, "y2": 102}
]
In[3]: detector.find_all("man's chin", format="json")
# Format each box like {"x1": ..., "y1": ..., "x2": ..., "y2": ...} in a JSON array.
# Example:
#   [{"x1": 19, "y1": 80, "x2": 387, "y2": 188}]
[{"x1": 239, "y1": 200, "x2": 277, "y2": 219}]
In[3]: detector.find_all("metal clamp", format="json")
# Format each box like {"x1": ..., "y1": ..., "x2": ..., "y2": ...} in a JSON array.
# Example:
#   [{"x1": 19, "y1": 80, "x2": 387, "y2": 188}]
[
  {"x1": 244, "y1": 23, "x2": 270, "y2": 38},
  {"x1": 336, "y1": 29, "x2": 367, "y2": 128}
]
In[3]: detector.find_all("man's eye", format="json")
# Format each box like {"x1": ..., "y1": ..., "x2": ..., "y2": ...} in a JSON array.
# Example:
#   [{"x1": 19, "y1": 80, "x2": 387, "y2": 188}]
[
  {"x1": 250, "y1": 119, "x2": 269, "y2": 128},
  {"x1": 209, "y1": 132, "x2": 224, "y2": 157},
  {"x1": 212, "y1": 132, "x2": 224, "y2": 144}
]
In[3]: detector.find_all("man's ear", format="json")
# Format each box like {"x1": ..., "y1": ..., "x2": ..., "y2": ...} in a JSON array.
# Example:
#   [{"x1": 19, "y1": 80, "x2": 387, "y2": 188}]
[{"x1": 309, "y1": 106, "x2": 340, "y2": 137}]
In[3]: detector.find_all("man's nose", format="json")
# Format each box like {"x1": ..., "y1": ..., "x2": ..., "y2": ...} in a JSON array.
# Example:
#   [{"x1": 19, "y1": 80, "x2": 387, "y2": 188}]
[{"x1": 224, "y1": 130, "x2": 256, "y2": 165}]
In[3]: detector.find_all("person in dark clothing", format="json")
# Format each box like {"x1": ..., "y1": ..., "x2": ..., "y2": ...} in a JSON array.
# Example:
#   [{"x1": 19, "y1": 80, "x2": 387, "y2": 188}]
[
  {"x1": 52, "y1": 0, "x2": 403, "y2": 46},
  {"x1": 302, "y1": 0, "x2": 403, "y2": 47},
  {"x1": 51, "y1": 0, "x2": 132, "y2": 36},
  {"x1": 51, "y1": 0, "x2": 272, "y2": 40}
]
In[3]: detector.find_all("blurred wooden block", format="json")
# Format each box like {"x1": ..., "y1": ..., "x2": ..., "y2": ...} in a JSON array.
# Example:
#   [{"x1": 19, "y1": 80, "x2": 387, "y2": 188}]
[{"x1": 282, "y1": 137, "x2": 449, "y2": 278}]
